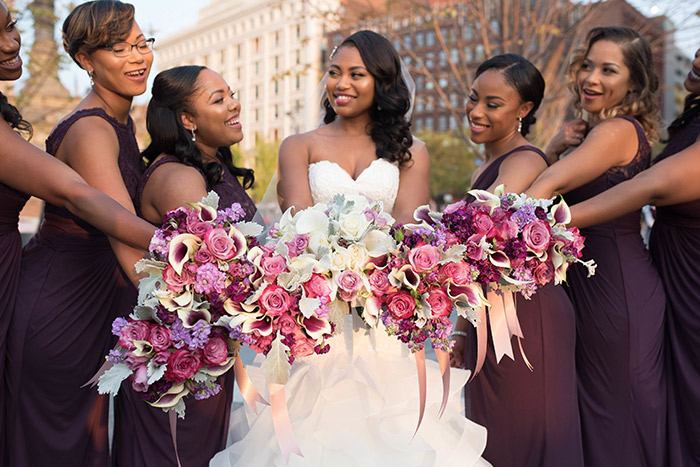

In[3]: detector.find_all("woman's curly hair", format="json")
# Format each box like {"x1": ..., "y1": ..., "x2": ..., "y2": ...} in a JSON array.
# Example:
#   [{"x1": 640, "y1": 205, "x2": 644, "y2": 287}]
[
  {"x1": 62, "y1": 0, "x2": 135, "y2": 67},
  {"x1": 141, "y1": 65, "x2": 254, "y2": 189},
  {"x1": 322, "y1": 30, "x2": 413, "y2": 166},
  {"x1": 0, "y1": 91, "x2": 32, "y2": 139},
  {"x1": 666, "y1": 93, "x2": 700, "y2": 140},
  {"x1": 568, "y1": 26, "x2": 661, "y2": 141}
]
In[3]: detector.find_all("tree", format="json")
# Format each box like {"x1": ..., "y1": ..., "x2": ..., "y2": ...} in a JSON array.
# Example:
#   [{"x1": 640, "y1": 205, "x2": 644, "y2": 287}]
[
  {"x1": 231, "y1": 139, "x2": 281, "y2": 204},
  {"x1": 419, "y1": 129, "x2": 480, "y2": 199}
]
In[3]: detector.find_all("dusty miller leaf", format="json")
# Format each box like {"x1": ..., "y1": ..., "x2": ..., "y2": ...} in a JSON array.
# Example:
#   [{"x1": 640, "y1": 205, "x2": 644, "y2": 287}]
[
  {"x1": 261, "y1": 334, "x2": 291, "y2": 385},
  {"x1": 98, "y1": 363, "x2": 132, "y2": 396}
]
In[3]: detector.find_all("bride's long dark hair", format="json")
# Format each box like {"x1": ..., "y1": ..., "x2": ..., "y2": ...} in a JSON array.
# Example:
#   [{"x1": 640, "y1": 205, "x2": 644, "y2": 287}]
[
  {"x1": 141, "y1": 65, "x2": 254, "y2": 189},
  {"x1": 322, "y1": 30, "x2": 413, "y2": 166}
]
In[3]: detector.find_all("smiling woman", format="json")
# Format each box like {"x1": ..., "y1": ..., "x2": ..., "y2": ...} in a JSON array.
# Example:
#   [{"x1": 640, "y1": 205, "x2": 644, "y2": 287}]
[
  {"x1": 112, "y1": 65, "x2": 256, "y2": 466},
  {"x1": 3, "y1": 1, "x2": 154, "y2": 465}
]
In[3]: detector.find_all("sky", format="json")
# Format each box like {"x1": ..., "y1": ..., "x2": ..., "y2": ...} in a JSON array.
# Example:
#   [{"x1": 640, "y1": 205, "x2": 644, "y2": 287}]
[{"x1": 12, "y1": 0, "x2": 699, "y2": 102}]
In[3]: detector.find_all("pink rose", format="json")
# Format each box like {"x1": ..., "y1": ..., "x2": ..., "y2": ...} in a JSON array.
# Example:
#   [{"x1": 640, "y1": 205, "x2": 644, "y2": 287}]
[
  {"x1": 119, "y1": 321, "x2": 151, "y2": 350},
  {"x1": 303, "y1": 273, "x2": 332, "y2": 298},
  {"x1": 277, "y1": 313, "x2": 300, "y2": 335},
  {"x1": 472, "y1": 212, "x2": 494, "y2": 236},
  {"x1": 204, "y1": 227, "x2": 236, "y2": 260},
  {"x1": 260, "y1": 285, "x2": 292, "y2": 316},
  {"x1": 408, "y1": 243, "x2": 441, "y2": 273},
  {"x1": 368, "y1": 268, "x2": 393, "y2": 295},
  {"x1": 426, "y1": 288, "x2": 453, "y2": 317},
  {"x1": 522, "y1": 220, "x2": 551, "y2": 253},
  {"x1": 165, "y1": 349, "x2": 201, "y2": 382},
  {"x1": 249, "y1": 332, "x2": 274, "y2": 354},
  {"x1": 490, "y1": 213, "x2": 519, "y2": 241},
  {"x1": 193, "y1": 245, "x2": 214, "y2": 264},
  {"x1": 533, "y1": 261, "x2": 555, "y2": 285},
  {"x1": 337, "y1": 270, "x2": 363, "y2": 293},
  {"x1": 131, "y1": 365, "x2": 149, "y2": 393},
  {"x1": 186, "y1": 214, "x2": 213, "y2": 236},
  {"x1": 285, "y1": 234, "x2": 309, "y2": 257},
  {"x1": 441, "y1": 261, "x2": 471, "y2": 285},
  {"x1": 261, "y1": 255, "x2": 287, "y2": 278},
  {"x1": 124, "y1": 352, "x2": 149, "y2": 371},
  {"x1": 149, "y1": 324, "x2": 172, "y2": 352},
  {"x1": 290, "y1": 331, "x2": 315, "y2": 357},
  {"x1": 202, "y1": 337, "x2": 228, "y2": 366},
  {"x1": 568, "y1": 227, "x2": 586, "y2": 253},
  {"x1": 152, "y1": 351, "x2": 170, "y2": 367},
  {"x1": 386, "y1": 290, "x2": 416, "y2": 320},
  {"x1": 163, "y1": 264, "x2": 193, "y2": 294}
]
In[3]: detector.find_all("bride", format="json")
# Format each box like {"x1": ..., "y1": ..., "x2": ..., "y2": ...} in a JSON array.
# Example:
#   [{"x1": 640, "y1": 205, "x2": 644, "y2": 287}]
[{"x1": 211, "y1": 30, "x2": 489, "y2": 466}]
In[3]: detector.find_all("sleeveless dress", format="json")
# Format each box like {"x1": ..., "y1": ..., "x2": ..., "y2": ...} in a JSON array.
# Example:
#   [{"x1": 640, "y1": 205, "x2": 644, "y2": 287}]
[
  {"x1": 648, "y1": 116, "x2": 700, "y2": 466},
  {"x1": 463, "y1": 145, "x2": 583, "y2": 467},
  {"x1": 564, "y1": 116, "x2": 667, "y2": 466},
  {"x1": 0, "y1": 182, "x2": 29, "y2": 454},
  {"x1": 112, "y1": 154, "x2": 256, "y2": 467},
  {"x1": 210, "y1": 157, "x2": 490, "y2": 467},
  {"x1": 4, "y1": 108, "x2": 141, "y2": 466}
]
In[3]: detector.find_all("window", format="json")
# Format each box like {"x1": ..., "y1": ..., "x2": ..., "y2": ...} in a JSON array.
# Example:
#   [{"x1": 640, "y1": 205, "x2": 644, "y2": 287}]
[
  {"x1": 425, "y1": 116, "x2": 433, "y2": 130},
  {"x1": 438, "y1": 115, "x2": 447, "y2": 132},
  {"x1": 426, "y1": 31, "x2": 435, "y2": 47}
]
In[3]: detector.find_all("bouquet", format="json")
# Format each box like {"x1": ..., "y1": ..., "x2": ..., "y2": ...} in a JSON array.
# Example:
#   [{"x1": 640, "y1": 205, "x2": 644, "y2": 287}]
[
  {"x1": 222, "y1": 193, "x2": 396, "y2": 385},
  {"x1": 98, "y1": 193, "x2": 263, "y2": 417}
]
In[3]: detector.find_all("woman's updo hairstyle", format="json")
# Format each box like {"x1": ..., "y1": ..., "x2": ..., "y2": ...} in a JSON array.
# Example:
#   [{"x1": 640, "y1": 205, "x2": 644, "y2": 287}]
[
  {"x1": 141, "y1": 65, "x2": 254, "y2": 189},
  {"x1": 62, "y1": 0, "x2": 135, "y2": 67},
  {"x1": 322, "y1": 30, "x2": 413, "y2": 165},
  {"x1": 567, "y1": 26, "x2": 660, "y2": 141},
  {"x1": 474, "y1": 54, "x2": 545, "y2": 137}
]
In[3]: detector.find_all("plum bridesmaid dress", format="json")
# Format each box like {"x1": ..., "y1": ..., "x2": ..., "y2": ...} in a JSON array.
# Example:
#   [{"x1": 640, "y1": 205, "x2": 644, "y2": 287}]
[
  {"x1": 564, "y1": 116, "x2": 666, "y2": 466},
  {"x1": 4, "y1": 108, "x2": 141, "y2": 466},
  {"x1": 648, "y1": 116, "x2": 700, "y2": 466},
  {"x1": 464, "y1": 145, "x2": 584, "y2": 467},
  {"x1": 111, "y1": 154, "x2": 256, "y2": 467}
]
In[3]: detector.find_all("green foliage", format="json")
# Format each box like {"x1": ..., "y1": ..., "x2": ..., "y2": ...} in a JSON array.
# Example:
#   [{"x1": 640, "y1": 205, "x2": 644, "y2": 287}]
[
  {"x1": 418, "y1": 130, "x2": 480, "y2": 200},
  {"x1": 231, "y1": 139, "x2": 281, "y2": 203}
]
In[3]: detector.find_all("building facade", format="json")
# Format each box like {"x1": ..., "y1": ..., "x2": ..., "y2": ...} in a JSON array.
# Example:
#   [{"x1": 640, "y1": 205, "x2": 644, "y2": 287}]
[{"x1": 156, "y1": 0, "x2": 341, "y2": 151}]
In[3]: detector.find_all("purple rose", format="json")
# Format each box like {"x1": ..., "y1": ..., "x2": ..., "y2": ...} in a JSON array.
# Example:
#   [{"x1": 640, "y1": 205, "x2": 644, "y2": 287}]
[
  {"x1": 149, "y1": 324, "x2": 172, "y2": 352},
  {"x1": 533, "y1": 260, "x2": 555, "y2": 285},
  {"x1": 124, "y1": 352, "x2": 149, "y2": 371},
  {"x1": 522, "y1": 220, "x2": 551, "y2": 253},
  {"x1": 193, "y1": 245, "x2": 215, "y2": 264},
  {"x1": 119, "y1": 321, "x2": 151, "y2": 350},
  {"x1": 152, "y1": 351, "x2": 170, "y2": 366},
  {"x1": 131, "y1": 365, "x2": 150, "y2": 393},
  {"x1": 285, "y1": 234, "x2": 309, "y2": 257},
  {"x1": 472, "y1": 212, "x2": 494, "y2": 236},
  {"x1": 165, "y1": 349, "x2": 201, "y2": 382},
  {"x1": 202, "y1": 337, "x2": 228, "y2": 366}
]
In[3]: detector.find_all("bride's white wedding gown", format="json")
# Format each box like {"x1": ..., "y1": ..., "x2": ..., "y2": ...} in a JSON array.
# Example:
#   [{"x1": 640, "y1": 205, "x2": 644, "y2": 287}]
[{"x1": 210, "y1": 158, "x2": 490, "y2": 466}]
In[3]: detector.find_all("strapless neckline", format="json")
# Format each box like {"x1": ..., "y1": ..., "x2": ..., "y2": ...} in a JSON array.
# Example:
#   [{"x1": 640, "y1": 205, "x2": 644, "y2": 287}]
[{"x1": 308, "y1": 158, "x2": 388, "y2": 182}]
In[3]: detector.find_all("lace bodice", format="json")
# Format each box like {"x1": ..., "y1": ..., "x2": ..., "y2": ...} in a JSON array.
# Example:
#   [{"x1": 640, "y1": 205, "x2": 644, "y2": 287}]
[{"x1": 308, "y1": 158, "x2": 400, "y2": 213}]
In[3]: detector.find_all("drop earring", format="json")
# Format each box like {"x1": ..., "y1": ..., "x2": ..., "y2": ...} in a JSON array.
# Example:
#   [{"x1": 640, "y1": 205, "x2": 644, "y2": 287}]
[
  {"x1": 190, "y1": 128, "x2": 196, "y2": 142},
  {"x1": 88, "y1": 70, "x2": 94, "y2": 87},
  {"x1": 517, "y1": 117, "x2": 522, "y2": 133}
]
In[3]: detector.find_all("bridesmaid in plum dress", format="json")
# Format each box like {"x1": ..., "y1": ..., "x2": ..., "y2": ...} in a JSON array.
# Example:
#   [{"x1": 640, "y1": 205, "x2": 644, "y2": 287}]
[
  {"x1": 570, "y1": 47, "x2": 700, "y2": 466},
  {"x1": 528, "y1": 27, "x2": 666, "y2": 466},
  {"x1": 4, "y1": 2, "x2": 153, "y2": 465},
  {"x1": 111, "y1": 66, "x2": 256, "y2": 466},
  {"x1": 451, "y1": 54, "x2": 583, "y2": 467}
]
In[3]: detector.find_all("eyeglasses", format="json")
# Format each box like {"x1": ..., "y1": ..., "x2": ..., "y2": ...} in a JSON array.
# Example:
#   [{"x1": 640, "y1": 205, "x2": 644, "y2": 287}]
[{"x1": 99, "y1": 38, "x2": 155, "y2": 58}]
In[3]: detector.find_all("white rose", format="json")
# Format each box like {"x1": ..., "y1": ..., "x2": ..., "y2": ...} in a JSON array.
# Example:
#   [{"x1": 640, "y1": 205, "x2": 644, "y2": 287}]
[
  {"x1": 338, "y1": 211, "x2": 370, "y2": 240},
  {"x1": 330, "y1": 246, "x2": 349, "y2": 271},
  {"x1": 346, "y1": 243, "x2": 369, "y2": 271}
]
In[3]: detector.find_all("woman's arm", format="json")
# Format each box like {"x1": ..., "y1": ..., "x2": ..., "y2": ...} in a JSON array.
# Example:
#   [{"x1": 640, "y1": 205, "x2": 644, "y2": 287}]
[
  {"x1": 54, "y1": 116, "x2": 147, "y2": 285},
  {"x1": 528, "y1": 118, "x2": 640, "y2": 199},
  {"x1": 571, "y1": 137, "x2": 700, "y2": 228},
  {"x1": 544, "y1": 118, "x2": 589, "y2": 164},
  {"x1": 0, "y1": 119, "x2": 154, "y2": 250},
  {"x1": 277, "y1": 134, "x2": 313, "y2": 213},
  {"x1": 487, "y1": 149, "x2": 549, "y2": 194},
  {"x1": 392, "y1": 139, "x2": 431, "y2": 224},
  {"x1": 140, "y1": 161, "x2": 209, "y2": 224}
]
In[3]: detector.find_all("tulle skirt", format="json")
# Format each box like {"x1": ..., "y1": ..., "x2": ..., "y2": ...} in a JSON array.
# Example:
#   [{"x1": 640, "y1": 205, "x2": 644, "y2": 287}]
[{"x1": 211, "y1": 314, "x2": 490, "y2": 466}]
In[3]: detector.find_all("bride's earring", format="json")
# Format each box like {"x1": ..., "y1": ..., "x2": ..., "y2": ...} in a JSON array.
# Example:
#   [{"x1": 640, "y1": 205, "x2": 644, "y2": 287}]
[
  {"x1": 190, "y1": 128, "x2": 196, "y2": 142},
  {"x1": 517, "y1": 117, "x2": 522, "y2": 133}
]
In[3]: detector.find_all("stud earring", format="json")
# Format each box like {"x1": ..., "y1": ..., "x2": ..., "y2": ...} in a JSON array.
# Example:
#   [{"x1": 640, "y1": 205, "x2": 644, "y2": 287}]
[
  {"x1": 190, "y1": 128, "x2": 196, "y2": 142},
  {"x1": 517, "y1": 117, "x2": 522, "y2": 133}
]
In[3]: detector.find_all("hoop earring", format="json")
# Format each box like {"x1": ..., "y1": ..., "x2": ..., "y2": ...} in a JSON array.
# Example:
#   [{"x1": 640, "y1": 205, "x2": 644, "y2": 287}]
[
  {"x1": 517, "y1": 117, "x2": 522, "y2": 133},
  {"x1": 88, "y1": 70, "x2": 94, "y2": 87},
  {"x1": 190, "y1": 128, "x2": 196, "y2": 142}
]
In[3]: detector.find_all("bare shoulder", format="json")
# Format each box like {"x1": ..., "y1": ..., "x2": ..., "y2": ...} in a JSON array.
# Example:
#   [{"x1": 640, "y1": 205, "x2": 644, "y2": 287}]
[
  {"x1": 588, "y1": 117, "x2": 639, "y2": 142},
  {"x1": 62, "y1": 114, "x2": 118, "y2": 147},
  {"x1": 278, "y1": 131, "x2": 317, "y2": 162},
  {"x1": 148, "y1": 158, "x2": 204, "y2": 188},
  {"x1": 406, "y1": 136, "x2": 429, "y2": 168}
]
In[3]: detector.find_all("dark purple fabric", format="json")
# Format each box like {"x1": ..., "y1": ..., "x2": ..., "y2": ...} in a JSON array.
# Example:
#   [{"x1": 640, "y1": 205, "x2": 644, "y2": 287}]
[
  {"x1": 649, "y1": 116, "x2": 700, "y2": 466},
  {"x1": 4, "y1": 108, "x2": 141, "y2": 466},
  {"x1": 112, "y1": 154, "x2": 256, "y2": 467},
  {"x1": 464, "y1": 145, "x2": 584, "y2": 467},
  {"x1": 564, "y1": 116, "x2": 667, "y2": 466},
  {"x1": 0, "y1": 181, "x2": 29, "y2": 455}
]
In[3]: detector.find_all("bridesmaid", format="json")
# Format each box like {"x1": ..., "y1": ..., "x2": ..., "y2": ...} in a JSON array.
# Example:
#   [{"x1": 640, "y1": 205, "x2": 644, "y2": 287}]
[
  {"x1": 527, "y1": 27, "x2": 666, "y2": 466},
  {"x1": 451, "y1": 54, "x2": 583, "y2": 467},
  {"x1": 0, "y1": 0, "x2": 156, "y2": 452},
  {"x1": 570, "y1": 47, "x2": 700, "y2": 466},
  {"x1": 4, "y1": 1, "x2": 152, "y2": 465},
  {"x1": 112, "y1": 66, "x2": 255, "y2": 466}
]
